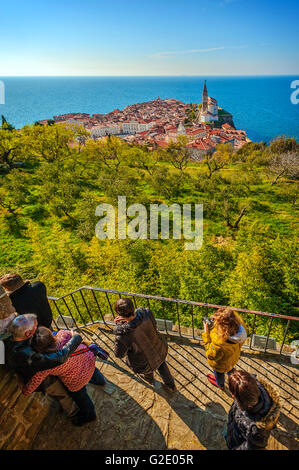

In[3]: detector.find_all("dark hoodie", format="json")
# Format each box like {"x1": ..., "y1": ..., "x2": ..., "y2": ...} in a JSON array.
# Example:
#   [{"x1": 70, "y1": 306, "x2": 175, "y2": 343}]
[
  {"x1": 113, "y1": 307, "x2": 168, "y2": 374},
  {"x1": 226, "y1": 377, "x2": 281, "y2": 450},
  {"x1": 9, "y1": 281, "x2": 53, "y2": 328}
]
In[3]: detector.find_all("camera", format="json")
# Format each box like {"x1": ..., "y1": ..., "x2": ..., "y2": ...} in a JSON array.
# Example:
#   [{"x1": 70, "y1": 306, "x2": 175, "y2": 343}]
[{"x1": 203, "y1": 316, "x2": 214, "y2": 328}]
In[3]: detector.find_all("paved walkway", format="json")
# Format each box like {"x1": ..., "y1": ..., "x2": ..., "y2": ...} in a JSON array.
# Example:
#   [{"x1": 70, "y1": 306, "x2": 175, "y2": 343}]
[{"x1": 32, "y1": 324, "x2": 299, "y2": 450}]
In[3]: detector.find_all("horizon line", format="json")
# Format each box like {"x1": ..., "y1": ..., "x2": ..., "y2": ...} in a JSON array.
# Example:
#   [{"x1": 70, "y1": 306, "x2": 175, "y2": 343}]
[{"x1": 0, "y1": 74, "x2": 298, "y2": 78}]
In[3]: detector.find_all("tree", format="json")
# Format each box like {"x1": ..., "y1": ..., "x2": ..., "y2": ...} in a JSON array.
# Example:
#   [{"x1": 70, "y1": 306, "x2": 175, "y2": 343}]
[
  {"x1": 75, "y1": 125, "x2": 90, "y2": 153},
  {"x1": 1, "y1": 115, "x2": 15, "y2": 131},
  {"x1": 207, "y1": 178, "x2": 250, "y2": 230},
  {"x1": 150, "y1": 166, "x2": 188, "y2": 200},
  {"x1": 268, "y1": 136, "x2": 299, "y2": 155},
  {"x1": 74, "y1": 192, "x2": 101, "y2": 240},
  {"x1": 125, "y1": 145, "x2": 159, "y2": 176},
  {"x1": 0, "y1": 170, "x2": 30, "y2": 214},
  {"x1": 203, "y1": 142, "x2": 234, "y2": 178},
  {"x1": 235, "y1": 141, "x2": 267, "y2": 162},
  {"x1": 274, "y1": 181, "x2": 299, "y2": 206},
  {"x1": 163, "y1": 136, "x2": 190, "y2": 174},
  {"x1": 98, "y1": 166, "x2": 142, "y2": 205},
  {"x1": 0, "y1": 128, "x2": 24, "y2": 169},
  {"x1": 268, "y1": 152, "x2": 299, "y2": 185},
  {"x1": 82, "y1": 136, "x2": 127, "y2": 172},
  {"x1": 22, "y1": 123, "x2": 76, "y2": 162},
  {"x1": 36, "y1": 161, "x2": 82, "y2": 225}
]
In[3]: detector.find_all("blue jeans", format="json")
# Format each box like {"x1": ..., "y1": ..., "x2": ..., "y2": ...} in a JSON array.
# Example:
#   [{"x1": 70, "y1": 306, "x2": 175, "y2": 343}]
[
  {"x1": 89, "y1": 367, "x2": 106, "y2": 385},
  {"x1": 68, "y1": 386, "x2": 96, "y2": 420},
  {"x1": 213, "y1": 369, "x2": 234, "y2": 388}
]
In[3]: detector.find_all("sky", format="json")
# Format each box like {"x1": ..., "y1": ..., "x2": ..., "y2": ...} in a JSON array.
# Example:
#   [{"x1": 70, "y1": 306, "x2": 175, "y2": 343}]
[{"x1": 0, "y1": 0, "x2": 298, "y2": 76}]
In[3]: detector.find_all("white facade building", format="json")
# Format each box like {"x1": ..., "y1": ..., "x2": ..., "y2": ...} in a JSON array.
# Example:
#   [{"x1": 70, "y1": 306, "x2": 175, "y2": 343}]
[{"x1": 200, "y1": 81, "x2": 219, "y2": 123}]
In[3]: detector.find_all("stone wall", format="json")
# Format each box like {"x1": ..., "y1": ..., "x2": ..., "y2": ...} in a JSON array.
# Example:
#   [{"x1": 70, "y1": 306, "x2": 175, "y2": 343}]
[{"x1": 0, "y1": 366, "x2": 50, "y2": 450}]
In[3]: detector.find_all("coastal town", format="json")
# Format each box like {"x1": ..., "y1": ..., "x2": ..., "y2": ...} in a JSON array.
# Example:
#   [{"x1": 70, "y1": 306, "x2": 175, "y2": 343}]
[{"x1": 39, "y1": 81, "x2": 249, "y2": 157}]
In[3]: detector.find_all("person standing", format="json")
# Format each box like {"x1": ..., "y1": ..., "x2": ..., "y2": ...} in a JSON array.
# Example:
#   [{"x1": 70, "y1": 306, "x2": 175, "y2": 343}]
[
  {"x1": 225, "y1": 369, "x2": 280, "y2": 450},
  {"x1": 0, "y1": 273, "x2": 53, "y2": 328},
  {"x1": 113, "y1": 298, "x2": 176, "y2": 391},
  {"x1": 202, "y1": 307, "x2": 247, "y2": 390}
]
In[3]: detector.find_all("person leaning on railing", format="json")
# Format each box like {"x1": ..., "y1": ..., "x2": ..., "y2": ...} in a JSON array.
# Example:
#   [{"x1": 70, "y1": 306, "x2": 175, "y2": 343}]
[
  {"x1": 113, "y1": 298, "x2": 176, "y2": 392},
  {"x1": 202, "y1": 307, "x2": 247, "y2": 390},
  {"x1": 225, "y1": 369, "x2": 280, "y2": 450}
]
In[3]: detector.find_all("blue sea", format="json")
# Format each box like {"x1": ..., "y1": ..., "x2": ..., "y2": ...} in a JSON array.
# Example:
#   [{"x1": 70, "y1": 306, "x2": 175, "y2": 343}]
[{"x1": 0, "y1": 76, "x2": 298, "y2": 142}]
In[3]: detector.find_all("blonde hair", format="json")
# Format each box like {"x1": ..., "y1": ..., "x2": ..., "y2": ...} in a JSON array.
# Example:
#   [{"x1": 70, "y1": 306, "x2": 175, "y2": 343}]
[{"x1": 214, "y1": 307, "x2": 243, "y2": 341}]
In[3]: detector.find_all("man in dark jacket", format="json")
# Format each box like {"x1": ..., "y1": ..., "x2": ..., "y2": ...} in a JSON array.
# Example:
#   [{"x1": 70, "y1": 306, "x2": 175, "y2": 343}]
[
  {"x1": 113, "y1": 298, "x2": 175, "y2": 391},
  {"x1": 5, "y1": 313, "x2": 84, "y2": 422},
  {"x1": 0, "y1": 273, "x2": 53, "y2": 328},
  {"x1": 225, "y1": 369, "x2": 280, "y2": 450}
]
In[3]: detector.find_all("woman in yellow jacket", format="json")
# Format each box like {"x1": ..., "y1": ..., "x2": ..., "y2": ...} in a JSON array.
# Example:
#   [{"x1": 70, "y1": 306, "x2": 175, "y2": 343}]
[{"x1": 202, "y1": 307, "x2": 247, "y2": 390}]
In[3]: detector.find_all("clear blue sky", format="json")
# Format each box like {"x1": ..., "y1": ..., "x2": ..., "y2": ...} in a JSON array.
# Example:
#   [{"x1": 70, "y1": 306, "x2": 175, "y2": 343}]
[{"x1": 1, "y1": 0, "x2": 298, "y2": 76}]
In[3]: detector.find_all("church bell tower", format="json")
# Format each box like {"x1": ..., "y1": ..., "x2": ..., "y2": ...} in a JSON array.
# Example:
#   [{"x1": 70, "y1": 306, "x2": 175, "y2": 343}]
[{"x1": 202, "y1": 80, "x2": 208, "y2": 113}]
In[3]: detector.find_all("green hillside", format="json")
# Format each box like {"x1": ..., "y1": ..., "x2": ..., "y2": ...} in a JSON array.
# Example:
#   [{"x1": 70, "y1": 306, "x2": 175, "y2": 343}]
[{"x1": 0, "y1": 122, "x2": 298, "y2": 343}]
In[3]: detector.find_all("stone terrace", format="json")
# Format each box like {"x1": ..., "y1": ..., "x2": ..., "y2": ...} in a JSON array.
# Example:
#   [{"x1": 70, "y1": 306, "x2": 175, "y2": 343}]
[{"x1": 31, "y1": 323, "x2": 299, "y2": 451}]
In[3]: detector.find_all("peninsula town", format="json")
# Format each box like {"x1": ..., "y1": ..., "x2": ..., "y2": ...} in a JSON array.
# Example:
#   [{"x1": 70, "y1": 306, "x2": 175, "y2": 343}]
[{"x1": 39, "y1": 81, "x2": 249, "y2": 157}]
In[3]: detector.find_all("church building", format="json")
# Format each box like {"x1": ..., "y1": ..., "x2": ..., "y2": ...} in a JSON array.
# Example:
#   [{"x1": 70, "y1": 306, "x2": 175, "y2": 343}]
[{"x1": 199, "y1": 80, "x2": 219, "y2": 123}]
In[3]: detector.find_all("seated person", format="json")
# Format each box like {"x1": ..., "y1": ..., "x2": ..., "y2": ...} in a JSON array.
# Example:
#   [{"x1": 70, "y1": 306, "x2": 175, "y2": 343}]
[
  {"x1": 0, "y1": 284, "x2": 18, "y2": 340},
  {"x1": 0, "y1": 273, "x2": 53, "y2": 329},
  {"x1": 5, "y1": 314, "x2": 82, "y2": 421},
  {"x1": 23, "y1": 326, "x2": 106, "y2": 426}
]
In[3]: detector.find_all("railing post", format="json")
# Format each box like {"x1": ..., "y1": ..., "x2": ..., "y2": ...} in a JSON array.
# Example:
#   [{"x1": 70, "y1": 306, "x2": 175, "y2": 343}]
[
  {"x1": 51, "y1": 300, "x2": 73, "y2": 330},
  {"x1": 70, "y1": 293, "x2": 88, "y2": 326},
  {"x1": 250, "y1": 314, "x2": 256, "y2": 350},
  {"x1": 279, "y1": 319, "x2": 290, "y2": 355},
  {"x1": 161, "y1": 302, "x2": 169, "y2": 335},
  {"x1": 105, "y1": 292, "x2": 115, "y2": 318},
  {"x1": 79, "y1": 290, "x2": 95, "y2": 324},
  {"x1": 62, "y1": 297, "x2": 82, "y2": 329},
  {"x1": 264, "y1": 317, "x2": 274, "y2": 353},
  {"x1": 90, "y1": 289, "x2": 110, "y2": 327},
  {"x1": 176, "y1": 303, "x2": 181, "y2": 337},
  {"x1": 191, "y1": 305, "x2": 195, "y2": 339}
]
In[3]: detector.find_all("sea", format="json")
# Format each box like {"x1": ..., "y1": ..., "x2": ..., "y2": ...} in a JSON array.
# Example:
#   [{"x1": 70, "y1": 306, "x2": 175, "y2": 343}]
[{"x1": 0, "y1": 76, "x2": 298, "y2": 143}]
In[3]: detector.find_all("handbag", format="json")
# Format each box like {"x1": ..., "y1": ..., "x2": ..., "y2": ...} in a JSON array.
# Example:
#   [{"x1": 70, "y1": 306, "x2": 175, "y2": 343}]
[{"x1": 71, "y1": 342, "x2": 109, "y2": 361}]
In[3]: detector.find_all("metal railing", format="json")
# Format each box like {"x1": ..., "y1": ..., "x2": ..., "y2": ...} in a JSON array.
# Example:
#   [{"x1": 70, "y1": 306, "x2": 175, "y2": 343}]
[{"x1": 48, "y1": 286, "x2": 299, "y2": 356}]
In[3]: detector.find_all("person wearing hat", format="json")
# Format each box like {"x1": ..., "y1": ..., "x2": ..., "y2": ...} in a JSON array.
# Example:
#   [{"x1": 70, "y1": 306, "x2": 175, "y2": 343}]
[
  {"x1": 0, "y1": 273, "x2": 53, "y2": 329},
  {"x1": 0, "y1": 285, "x2": 18, "y2": 340}
]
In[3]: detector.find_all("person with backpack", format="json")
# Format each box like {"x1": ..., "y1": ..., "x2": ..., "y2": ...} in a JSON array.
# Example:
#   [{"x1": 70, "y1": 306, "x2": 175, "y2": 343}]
[{"x1": 113, "y1": 298, "x2": 176, "y2": 391}]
